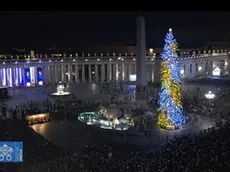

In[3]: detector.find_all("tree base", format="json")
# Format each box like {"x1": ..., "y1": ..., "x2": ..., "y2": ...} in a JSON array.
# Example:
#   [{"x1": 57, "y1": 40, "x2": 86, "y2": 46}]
[{"x1": 159, "y1": 124, "x2": 180, "y2": 130}]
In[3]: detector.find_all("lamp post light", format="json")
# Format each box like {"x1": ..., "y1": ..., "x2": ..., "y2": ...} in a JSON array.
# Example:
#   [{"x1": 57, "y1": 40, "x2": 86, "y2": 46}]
[
  {"x1": 205, "y1": 91, "x2": 215, "y2": 106},
  {"x1": 205, "y1": 91, "x2": 215, "y2": 99}
]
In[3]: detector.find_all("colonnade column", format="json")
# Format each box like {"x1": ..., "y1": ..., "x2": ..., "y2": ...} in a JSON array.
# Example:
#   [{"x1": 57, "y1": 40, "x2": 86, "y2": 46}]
[
  {"x1": 22, "y1": 67, "x2": 25, "y2": 86},
  {"x1": 55, "y1": 65, "x2": 58, "y2": 83},
  {"x1": 17, "y1": 67, "x2": 20, "y2": 86},
  {"x1": 147, "y1": 66, "x2": 151, "y2": 82},
  {"x1": 48, "y1": 65, "x2": 51, "y2": 84},
  {"x1": 6, "y1": 68, "x2": 9, "y2": 86},
  {"x1": 200, "y1": 62, "x2": 205, "y2": 76},
  {"x1": 0, "y1": 68, "x2": 4, "y2": 86},
  {"x1": 53, "y1": 66, "x2": 56, "y2": 84},
  {"x1": 121, "y1": 64, "x2": 125, "y2": 81},
  {"x1": 112, "y1": 65, "x2": 115, "y2": 81},
  {"x1": 61, "y1": 65, "x2": 65, "y2": 82},
  {"x1": 101, "y1": 64, "x2": 105, "y2": 82},
  {"x1": 11, "y1": 68, "x2": 14, "y2": 87},
  {"x1": 95, "y1": 64, "x2": 98, "y2": 82},
  {"x1": 43, "y1": 65, "x2": 48, "y2": 85},
  {"x1": 50, "y1": 66, "x2": 53, "y2": 84},
  {"x1": 48, "y1": 66, "x2": 51, "y2": 84},
  {"x1": 203, "y1": 62, "x2": 207, "y2": 75},
  {"x1": 151, "y1": 64, "x2": 154, "y2": 82},
  {"x1": 15, "y1": 67, "x2": 19, "y2": 86},
  {"x1": 68, "y1": 64, "x2": 72, "y2": 83},
  {"x1": 82, "y1": 64, "x2": 85, "y2": 83},
  {"x1": 125, "y1": 64, "x2": 129, "y2": 81},
  {"x1": 58, "y1": 65, "x2": 61, "y2": 82},
  {"x1": 224, "y1": 60, "x2": 228, "y2": 71},
  {"x1": 128, "y1": 64, "x2": 131, "y2": 76},
  {"x1": 12, "y1": 68, "x2": 16, "y2": 86},
  {"x1": 183, "y1": 64, "x2": 187, "y2": 77},
  {"x1": 108, "y1": 64, "x2": 112, "y2": 81},
  {"x1": 0, "y1": 68, "x2": 1, "y2": 86},
  {"x1": 75, "y1": 65, "x2": 79, "y2": 83},
  {"x1": 207, "y1": 61, "x2": 212, "y2": 76},
  {"x1": 115, "y1": 64, "x2": 119, "y2": 81},
  {"x1": 192, "y1": 63, "x2": 196, "y2": 77},
  {"x1": 106, "y1": 64, "x2": 109, "y2": 81},
  {"x1": 227, "y1": 56, "x2": 230, "y2": 71},
  {"x1": 34, "y1": 67, "x2": 37, "y2": 84},
  {"x1": 88, "y1": 64, "x2": 92, "y2": 82}
]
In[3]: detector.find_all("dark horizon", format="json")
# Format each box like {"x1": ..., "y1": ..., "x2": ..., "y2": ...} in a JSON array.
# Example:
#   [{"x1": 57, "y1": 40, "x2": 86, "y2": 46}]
[{"x1": 0, "y1": 11, "x2": 229, "y2": 52}]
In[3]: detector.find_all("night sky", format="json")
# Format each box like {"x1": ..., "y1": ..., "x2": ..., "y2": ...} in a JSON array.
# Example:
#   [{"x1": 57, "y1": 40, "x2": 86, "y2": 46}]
[{"x1": 0, "y1": 11, "x2": 229, "y2": 51}]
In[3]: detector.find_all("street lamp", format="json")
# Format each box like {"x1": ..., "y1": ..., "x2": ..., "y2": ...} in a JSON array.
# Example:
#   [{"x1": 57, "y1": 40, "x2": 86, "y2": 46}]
[
  {"x1": 205, "y1": 91, "x2": 215, "y2": 99},
  {"x1": 205, "y1": 91, "x2": 215, "y2": 107}
]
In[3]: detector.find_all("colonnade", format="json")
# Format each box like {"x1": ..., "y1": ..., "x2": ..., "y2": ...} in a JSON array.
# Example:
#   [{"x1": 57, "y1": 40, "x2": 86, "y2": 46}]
[
  {"x1": 0, "y1": 56, "x2": 229, "y2": 87},
  {"x1": 0, "y1": 66, "x2": 42, "y2": 87},
  {"x1": 46, "y1": 63, "x2": 138, "y2": 84},
  {"x1": 180, "y1": 59, "x2": 229, "y2": 78},
  {"x1": 0, "y1": 63, "x2": 140, "y2": 87}
]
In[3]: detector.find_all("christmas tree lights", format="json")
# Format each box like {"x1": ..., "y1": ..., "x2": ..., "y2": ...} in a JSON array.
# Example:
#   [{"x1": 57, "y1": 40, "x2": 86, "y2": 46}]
[{"x1": 157, "y1": 28, "x2": 185, "y2": 129}]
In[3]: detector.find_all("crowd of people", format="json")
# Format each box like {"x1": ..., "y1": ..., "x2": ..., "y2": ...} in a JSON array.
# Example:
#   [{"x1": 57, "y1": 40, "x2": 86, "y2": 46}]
[
  {"x1": 183, "y1": 90, "x2": 218, "y2": 117},
  {"x1": 182, "y1": 87, "x2": 230, "y2": 122},
  {"x1": 109, "y1": 124, "x2": 230, "y2": 172},
  {"x1": 0, "y1": 84, "x2": 230, "y2": 172},
  {"x1": 1, "y1": 117, "x2": 230, "y2": 172},
  {"x1": 0, "y1": 98, "x2": 101, "y2": 172},
  {"x1": 27, "y1": 123, "x2": 230, "y2": 172},
  {"x1": 1, "y1": 99, "x2": 58, "y2": 120},
  {"x1": 0, "y1": 119, "x2": 82, "y2": 172},
  {"x1": 0, "y1": 98, "x2": 100, "y2": 122}
]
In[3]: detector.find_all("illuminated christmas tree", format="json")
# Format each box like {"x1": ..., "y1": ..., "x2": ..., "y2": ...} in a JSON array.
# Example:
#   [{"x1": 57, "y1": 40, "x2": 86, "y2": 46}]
[{"x1": 157, "y1": 28, "x2": 185, "y2": 129}]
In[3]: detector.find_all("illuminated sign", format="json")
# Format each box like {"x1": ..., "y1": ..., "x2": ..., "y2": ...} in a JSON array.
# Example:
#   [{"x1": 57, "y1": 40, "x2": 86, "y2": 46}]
[
  {"x1": 212, "y1": 67, "x2": 220, "y2": 76},
  {"x1": 129, "y1": 72, "x2": 136, "y2": 81}
]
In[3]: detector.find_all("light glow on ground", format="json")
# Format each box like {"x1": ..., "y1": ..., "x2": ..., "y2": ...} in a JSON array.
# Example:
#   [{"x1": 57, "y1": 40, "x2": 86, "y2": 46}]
[{"x1": 51, "y1": 92, "x2": 71, "y2": 96}]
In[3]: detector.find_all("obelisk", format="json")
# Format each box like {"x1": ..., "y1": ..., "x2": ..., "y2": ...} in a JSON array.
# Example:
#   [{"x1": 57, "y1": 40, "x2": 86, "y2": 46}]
[
  {"x1": 154, "y1": 52, "x2": 161, "y2": 96},
  {"x1": 136, "y1": 14, "x2": 148, "y2": 109}
]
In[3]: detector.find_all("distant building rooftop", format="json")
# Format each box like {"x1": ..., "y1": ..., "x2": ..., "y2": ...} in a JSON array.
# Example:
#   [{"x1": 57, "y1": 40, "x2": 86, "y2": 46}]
[{"x1": 204, "y1": 41, "x2": 230, "y2": 49}]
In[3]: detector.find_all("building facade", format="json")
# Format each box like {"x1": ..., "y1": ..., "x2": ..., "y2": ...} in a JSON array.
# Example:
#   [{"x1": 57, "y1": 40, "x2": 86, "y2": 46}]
[{"x1": 0, "y1": 50, "x2": 229, "y2": 87}]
